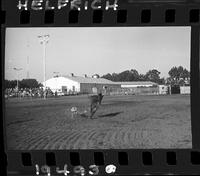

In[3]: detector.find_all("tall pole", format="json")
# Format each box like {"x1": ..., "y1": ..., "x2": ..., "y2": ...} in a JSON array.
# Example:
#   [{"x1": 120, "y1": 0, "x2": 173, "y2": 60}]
[
  {"x1": 38, "y1": 34, "x2": 49, "y2": 99},
  {"x1": 13, "y1": 67, "x2": 22, "y2": 96},
  {"x1": 26, "y1": 57, "x2": 30, "y2": 79},
  {"x1": 26, "y1": 39, "x2": 30, "y2": 79},
  {"x1": 43, "y1": 40, "x2": 46, "y2": 99}
]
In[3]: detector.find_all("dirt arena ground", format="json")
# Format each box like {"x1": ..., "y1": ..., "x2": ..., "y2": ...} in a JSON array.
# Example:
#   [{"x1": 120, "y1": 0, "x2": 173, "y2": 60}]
[{"x1": 5, "y1": 94, "x2": 192, "y2": 150}]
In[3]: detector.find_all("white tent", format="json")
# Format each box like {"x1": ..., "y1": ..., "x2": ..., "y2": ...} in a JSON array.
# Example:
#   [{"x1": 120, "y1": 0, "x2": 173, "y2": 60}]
[{"x1": 43, "y1": 76, "x2": 80, "y2": 93}]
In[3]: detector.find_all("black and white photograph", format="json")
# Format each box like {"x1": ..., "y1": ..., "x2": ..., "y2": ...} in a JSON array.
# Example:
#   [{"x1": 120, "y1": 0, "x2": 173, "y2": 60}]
[{"x1": 4, "y1": 27, "x2": 192, "y2": 150}]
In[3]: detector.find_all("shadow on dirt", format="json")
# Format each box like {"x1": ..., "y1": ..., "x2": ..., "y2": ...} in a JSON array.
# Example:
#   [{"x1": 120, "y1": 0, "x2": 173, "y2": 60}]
[
  {"x1": 79, "y1": 113, "x2": 88, "y2": 118},
  {"x1": 98, "y1": 111, "x2": 124, "y2": 117},
  {"x1": 79, "y1": 111, "x2": 124, "y2": 119}
]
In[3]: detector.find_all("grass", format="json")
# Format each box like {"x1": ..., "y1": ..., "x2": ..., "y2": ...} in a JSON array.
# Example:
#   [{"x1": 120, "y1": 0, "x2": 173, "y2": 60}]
[{"x1": 5, "y1": 94, "x2": 192, "y2": 149}]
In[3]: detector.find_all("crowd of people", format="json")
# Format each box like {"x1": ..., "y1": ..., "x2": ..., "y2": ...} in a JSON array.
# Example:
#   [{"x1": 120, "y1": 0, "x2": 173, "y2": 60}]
[{"x1": 5, "y1": 87, "x2": 55, "y2": 98}]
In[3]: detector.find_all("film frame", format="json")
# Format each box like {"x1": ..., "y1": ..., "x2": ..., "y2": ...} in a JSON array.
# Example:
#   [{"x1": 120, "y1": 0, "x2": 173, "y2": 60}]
[{"x1": 1, "y1": 0, "x2": 200, "y2": 175}]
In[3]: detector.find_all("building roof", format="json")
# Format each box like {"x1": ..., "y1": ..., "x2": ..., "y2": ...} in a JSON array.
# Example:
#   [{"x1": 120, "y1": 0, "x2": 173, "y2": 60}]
[
  {"x1": 48, "y1": 75, "x2": 158, "y2": 86},
  {"x1": 116, "y1": 81, "x2": 158, "y2": 85},
  {"x1": 64, "y1": 75, "x2": 118, "y2": 84}
]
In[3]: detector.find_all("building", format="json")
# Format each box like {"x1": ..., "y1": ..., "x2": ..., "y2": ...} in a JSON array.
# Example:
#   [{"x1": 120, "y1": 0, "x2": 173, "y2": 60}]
[
  {"x1": 159, "y1": 85, "x2": 169, "y2": 95},
  {"x1": 180, "y1": 86, "x2": 190, "y2": 94},
  {"x1": 44, "y1": 74, "x2": 166, "y2": 95},
  {"x1": 118, "y1": 81, "x2": 158, "y2": 88},
  {"x1": 115, "y1": 81, "x2": 159, "y2": 95},
  {"x1": 43, "y1": 74, "x2": 121, "y2": 95}
]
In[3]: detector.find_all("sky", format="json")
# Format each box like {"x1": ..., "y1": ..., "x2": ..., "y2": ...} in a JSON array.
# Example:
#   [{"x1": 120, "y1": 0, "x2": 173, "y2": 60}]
[{"x1": 5, "y1": 27, "x2": 191, "y2": 83}]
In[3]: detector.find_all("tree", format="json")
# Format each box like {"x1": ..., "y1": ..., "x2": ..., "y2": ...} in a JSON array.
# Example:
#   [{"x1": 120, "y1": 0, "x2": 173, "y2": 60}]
[
  {"x1": 102, "y1": 69, "x2": 140, "y2": 82},
  {"x1": 144, "y1": 69, "x2": 163, "y2": 84},
  {"x1": 101, "y1": 68, "x2": 165, "y2": 83},
  {"x1": 130, "y1": 69, "x2": 140, "y2": 81},
  {"x1": 118, "y1": 70, "x2": 132, "y2": 81},
  {"x1": 158, "y1": 77, "x2": 165, "y2": 84},
  {"x1": 168, "y1": 66, "x2": 186, "y2": 81},
  {"x1": 181, "y1": 68, "x2": 190, "y2": 80},
  {"x1": 101, "y1": 73, "x2": 113, "y2": 81},
  {"x1": 168, "y1": 66, "x2": 190, "y2": 85},
  {"x1": 4, "y1": 80, "x2": 17, "y2": 89},
  {"x1": 111, "y1": 73, "x2": 118, "y2": 81},
  {"x1": 138, "y1": 74, "x2": 146, "y2": 81},
  {"x1": 168, "y1": 66, "x2": 178, "y2": 80},
  {"x1": 4, "y1": 79, "x2": 41, "y2": 89},
  {"x1": 19, "y1": 79, "x2": 41, "y2": 89}
]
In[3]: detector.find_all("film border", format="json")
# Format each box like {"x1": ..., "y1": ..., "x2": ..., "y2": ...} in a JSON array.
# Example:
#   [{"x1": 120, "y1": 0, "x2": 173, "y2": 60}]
[{"x1": 1, "y1": 0, "x2": 200, "y2": 175}]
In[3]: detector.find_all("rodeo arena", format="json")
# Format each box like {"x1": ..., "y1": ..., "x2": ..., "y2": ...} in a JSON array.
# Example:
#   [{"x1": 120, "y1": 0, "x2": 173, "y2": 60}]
[
  {"x1": 5, "y1": 73, "x2": 192, "y2": 149},
  {"x1": 5, "y1": 73, "x2": 191, "y2": 118}
]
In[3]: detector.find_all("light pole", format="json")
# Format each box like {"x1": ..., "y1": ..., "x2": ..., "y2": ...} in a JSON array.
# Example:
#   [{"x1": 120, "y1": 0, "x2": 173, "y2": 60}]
[
  {"x1": 38, "y1": 34, "x2": 49, "y2": 99},
  {"x1": 26, "y1": 39, "x2": 30, "y2": 79},
  {"x1": 13, "y1": 67, "x2": 23, "y2": 95}
]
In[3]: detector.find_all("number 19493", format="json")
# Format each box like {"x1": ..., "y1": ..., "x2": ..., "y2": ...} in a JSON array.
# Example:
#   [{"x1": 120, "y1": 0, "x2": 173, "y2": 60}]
[{"x1": 35, "y1": 164, "x2": 117, "y2": 176}]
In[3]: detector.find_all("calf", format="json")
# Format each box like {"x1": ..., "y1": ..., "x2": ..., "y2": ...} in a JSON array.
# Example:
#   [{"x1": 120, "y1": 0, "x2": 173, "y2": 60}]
[
  {"x1": 70, "y1": 106, "x2": 78, "y2": 119},
  {"x1": 88, "y1": 93, "x2": 104, "y2": 118}
]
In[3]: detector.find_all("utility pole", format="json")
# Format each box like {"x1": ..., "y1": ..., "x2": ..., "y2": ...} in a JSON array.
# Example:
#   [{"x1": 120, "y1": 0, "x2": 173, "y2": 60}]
[
  {"x1": 38, "y1": 34, "x2": 49, "y2": 99},
  {"x1": 26, "y1": 40, "x2": 30, "y2": 79},
  {"x1": 13, "y1": 67, "x2": 23, "y2": 96}
]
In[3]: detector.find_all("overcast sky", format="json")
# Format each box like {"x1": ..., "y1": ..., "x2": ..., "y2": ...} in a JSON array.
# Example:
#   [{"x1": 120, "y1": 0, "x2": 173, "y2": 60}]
[{"x1": 5, "y1": 27, "x2": 191, "y2": 83}]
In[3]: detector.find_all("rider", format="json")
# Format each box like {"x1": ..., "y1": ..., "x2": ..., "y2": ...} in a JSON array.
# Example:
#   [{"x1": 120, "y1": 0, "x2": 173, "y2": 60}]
[{"x1": 89, "y1": 92, "x2": 104, "y2": 118}]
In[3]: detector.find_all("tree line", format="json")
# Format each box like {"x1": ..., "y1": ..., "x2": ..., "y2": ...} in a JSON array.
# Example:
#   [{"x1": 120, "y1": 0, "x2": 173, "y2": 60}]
[
  {"x1": 5, "y1": 79, "x2": 42, "y2": 89},
  {"x1": 4, "y1": 66, "x2": 190, "y2": 89},
  {"x1": 101, "y1": 66, "x2": 190, "y2": 85}
]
